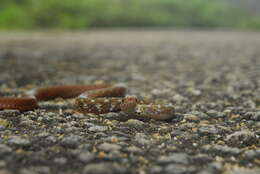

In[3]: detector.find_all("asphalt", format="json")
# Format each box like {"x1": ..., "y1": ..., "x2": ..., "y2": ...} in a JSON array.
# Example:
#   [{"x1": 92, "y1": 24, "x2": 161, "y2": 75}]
[{"x1": 0, "y1": 30, "x2": 259, "y2": 174}]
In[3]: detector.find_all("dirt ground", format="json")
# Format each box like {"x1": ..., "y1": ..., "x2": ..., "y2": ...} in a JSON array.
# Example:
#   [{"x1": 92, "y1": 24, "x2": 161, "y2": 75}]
[{"x1": 0, "y1": 30, "x2": 259, "y2": 174}]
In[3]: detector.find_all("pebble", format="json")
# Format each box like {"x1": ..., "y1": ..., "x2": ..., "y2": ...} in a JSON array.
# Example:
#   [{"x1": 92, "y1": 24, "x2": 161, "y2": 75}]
[
  {"x1": 226, "y1": 130, "x2": 258, "y2": 147},
  {"x1": 190, "y1": 154, "x2": 212, "y2": 165},
  {"x1": 203, "y1": 145, "x2": 242, "y2": 156},
  {"x1": 7, "y1": 136, "x2": 31, "y2": 147},
  {"x1": 172, "y1": 94, "x2": 187, "y2": 103},
  {"x1": 0, "y1": 144, "x2": 12, "y2": 156},
  {"x1": 183, "y1": 114, "x2": 200, "y2": 122},
  {"x1": 189, "y1": 111, "x2": 208, "y2": 119},
  {"x1": 125, "y1": 146, "x2": 142, "y2": 154},
  {"x1": 19, "y1": 118, "x2": 35, "y2": 127},
  {"x1": 158, "y1": 153, "x2": 190, "y2": 165},
  {"x1": 197, "y1": 169, "x2": 212, "y2": 174},
  {"x1": 148, "y1": 166, "x2": 163, "y2": 174},
  {"x1": 206, "y1": 110, "x2": 225, "y2": 118},
  {"x1": 53, "y1": 157, "x2": 67, "y2": 165},
  {"x1": 103, "y1": 112, "x2": 128, "y2": 121},
  {"x1": 208, "y1": 162, "x2": 223, "y2": 172},
  {"x1": 198, "y1": 162, "x2": 223, "y2": 174},
  {"x1": 244, "y1": 111, "x2": 260, "y2": 121},
  {"x1": 44, "y1": 136, "x2": 57, "y2": 145},
  {"x1": 125, "y1": 119, "x2": 145, "y2": 128},
  {"x1": 251, "y1": 111, "x2": 260, "y2": 121},
  {"x1": 243, "y1": 149, "x2": 260, "y2": 160},
  {"x1": 60, "y1": 135, "x2": 81, "y2": 148},
  {"x1": 164, "y1": 164, "x2": 197, "y2": 174},
  {"x1": 198, "y1": 125, "x2": 220, "y2": 135},
  {"x1": 0, "y1": 160, "x2": 7, "y2": 168},
  {"x1": 227, "y1": 168, "x2": 260, "y2": 174},
  {"x1": 98, "y1": 143, "x2": 121, "y2": 152},
  {"x1": 0, "y1": 119, "x2": 9, "y2": 129},
  {"x1": 0, "y1": 110, "x2": 20, "y2": 117},
  {"x1": 189, "y1": 88, "x2": 202, "y2": 96},
  {"x1": 78, "y1": 152, "x2": 95, "y2": 163},
  {"x1": 134, "y1": 133, "x2": 151, "y2": 145},
  {"x1": 88, "y1": 125, "x2": 108, "y2": 132},
  {"x1": 0, "y1": 169, "x2": 12, "y2": 174},
  {"x1": 19, "y1": 166, "x2": 51, "y2": 174},
  {"x1": 83, "y1": 163, "x2": 127, "y2": 174}
]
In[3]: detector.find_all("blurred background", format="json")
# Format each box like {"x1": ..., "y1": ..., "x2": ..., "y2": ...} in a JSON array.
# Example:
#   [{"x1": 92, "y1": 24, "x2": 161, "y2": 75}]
[{"x1": 1, "y1": 0, "x2": 260, "y2": 30}]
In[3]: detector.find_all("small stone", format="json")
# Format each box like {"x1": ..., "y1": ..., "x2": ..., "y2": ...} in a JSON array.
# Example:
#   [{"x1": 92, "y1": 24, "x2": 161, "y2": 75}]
[
  {"x1": 0, "y1": 110, "x2": 20, "y2": 117},
  {"x1": 103, "y1": 112, "x2": 128, "y2": 121},
  {"x1": 183, "y1": 114, "x2": 200, "y2": 122},
  {"x1": 98, "y1": 143, "x2": 121, "y2": 152},
  {"x1": 88, "y1": 125, "x2": 108, "y2": 132},
  {"x1": 198, "y1": 162, "x2": 223, "y2": 174},
  {"x1": 203, "y1": 144, "x2": 242, "y2": 156},
  {"x1": 188, "y1": 88, "x2": 202, "y2": 96},
  {"x1": 208, "y1": 162, "x2": 223, "y2": 172},
  {"x1": 134, "y1": 133, "x2": 151, "y2": 145},
  {"x1": 189, "y1": 111, "x2": 208, "y2": 119},
  {"x1": 83, "y1": 163, "x2": 127, "y2": 174},
  {"x1": 190, "y1": 154, "x2": 212, "y2": 165},
  {"x1": 243, "y1": 149, "x2": 260, "y2": 160},
  {"x1": 106, "y1": 150, "x2": 122, "y2": 160},
  {"x1": 0, "y1": 160, "x2": 7, "y2": 168},
  {"x1": 36, "y1": 132, "x2": 50, "y2": 137},
  {"x1": 164, "y1": 164, "x2": 197, "y2": 174},
  {"x1": 7, "y1": 136, "x2": 31, "y2": 147},
  {"x1": 158, "y1": 153, "x2": 190, "y2": 165},
  {"x1": 172, "y1": 94, "x2": 187, "y2": 103},
  {"x1": 53, "y1": 157, "x2": 67, "y2": 164},
  {"x1": 19, "y1": 166, "x2": 50, "y2": 174},
  {"x1": 125, "y1": 119, "x2": 145, "y2": 128},
  {"x1": 198, "y1": 125, "x2": 220, "y2": 135},
  {"x1": 244, "y1": 111, "x2": 260, "y2": 121},
  {"x1": 207, "y1": 110, "x2": 225, "y2": 118},
  {"x1": 226, "y1": 130, "x2": 258, "y2": 147},
  {"x1": 78, "y1": 152, "x2": 95, "y2": 163},
  {"x1": 125, "y1": 146, "x2": 142, "y2": 154},
  {"x1": 252, "y1": 111, "x2": 260, "y2": 121},
  {"x1": 0, "y1": 144, "x2": 12, "y2": 156},
  {"x1": 227, "y1": 168, "x2": 260, "y2": 174},
  {"x1": 151, "y1": 89, "x2": 162, "y2": 95},
  {"x1": 0, "y1": 169, "x2": 12, "y2": 174},
  {"x1": 19, "y1": 118, "x2": 35, "y2": 127},
  {"x1": 0, "y1": 119, "x2": 10, "y2": 128},
  {"x1": 148, "y1": 165, "x2": 163, "y2": 174},
  {"x1": 45, "y1": 136, "x2": 57, "y2": 145},
  {"x1": 197, "y1": 170, "x2": 212, "y2": 174},
  {"x1": 61, "y1": 135, "x2": 81, "y2": 148}
]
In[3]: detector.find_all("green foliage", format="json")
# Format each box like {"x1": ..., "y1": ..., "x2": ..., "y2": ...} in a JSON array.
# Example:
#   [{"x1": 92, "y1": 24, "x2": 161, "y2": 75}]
[{"x1": 0, "y1": 0, "x2": 259, "y2": 30}]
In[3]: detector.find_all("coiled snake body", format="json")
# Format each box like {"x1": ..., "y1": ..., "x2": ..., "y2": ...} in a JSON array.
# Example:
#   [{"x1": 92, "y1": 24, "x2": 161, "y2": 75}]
[{"x1": 0, "y1": 84, "x2": 174, "y2": 120}]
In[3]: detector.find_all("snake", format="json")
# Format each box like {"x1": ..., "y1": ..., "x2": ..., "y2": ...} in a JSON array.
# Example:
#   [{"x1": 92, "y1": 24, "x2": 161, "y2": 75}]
[{"x1": 0, "y1": 84, "x2": 174, "y2": 120}]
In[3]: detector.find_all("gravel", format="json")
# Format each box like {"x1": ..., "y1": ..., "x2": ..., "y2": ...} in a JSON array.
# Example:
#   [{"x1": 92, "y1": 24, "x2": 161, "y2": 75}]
[
  {"x1": 0, "y1": 30, "x2": 259, "y2": 174},
  {"x1": 157, "y1": 153, "x2": 190, "y2": 165},
  {"x1": 83, "y1": 163, "x2": 128, "y2": 174},
  {"x1": 98, "y1": 142, "x2": 122, "y2": 152}
]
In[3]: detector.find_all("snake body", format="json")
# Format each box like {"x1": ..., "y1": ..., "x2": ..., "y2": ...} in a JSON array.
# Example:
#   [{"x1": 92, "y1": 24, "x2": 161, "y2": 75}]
[
  {"x1": 76, "y1": 88, "x2": 174, "y2": 120},
  {"x1": 0, "y1": 84, "x2": 174, "y2": 120}
]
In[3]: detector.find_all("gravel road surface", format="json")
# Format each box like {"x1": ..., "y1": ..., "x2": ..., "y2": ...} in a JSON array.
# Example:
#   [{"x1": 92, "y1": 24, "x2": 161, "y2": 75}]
[{"x1": 0, "y1": 30, "x2": 259, "y2": 174}]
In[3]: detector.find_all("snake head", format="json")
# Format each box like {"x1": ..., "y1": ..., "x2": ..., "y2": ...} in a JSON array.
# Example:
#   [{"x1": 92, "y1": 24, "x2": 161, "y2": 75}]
[{"x1": 120, "y1": 95, "x2": 138, "y2": 115}]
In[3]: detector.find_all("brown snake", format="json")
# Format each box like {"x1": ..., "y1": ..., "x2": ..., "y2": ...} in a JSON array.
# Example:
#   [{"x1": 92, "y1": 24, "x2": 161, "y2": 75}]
[{"x1": 0, "y1": 84, "x2": 174, "y2": 120}]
